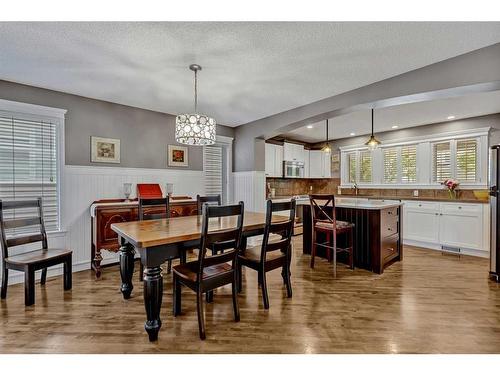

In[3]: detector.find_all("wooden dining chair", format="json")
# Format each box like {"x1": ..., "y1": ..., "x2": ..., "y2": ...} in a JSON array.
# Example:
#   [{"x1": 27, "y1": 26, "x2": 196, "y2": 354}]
[
  {"x1": 309, "y1": 194, "x2": 354, "y2": 278},
  {"x1": 138, "y1": 197, "x2": 180, "y2": 279},
  {"x1": 238, "y1": 198, "x2": 296, "y2": 309},
  {"x1": 0, "y1": 198, "x2": 72, "y2": 306},
  {"x1": 172, "y1": 201, "x2": 244, "y2": 340},
  {"x1": 197, "y1": 194, "x2": 232, "y2": 258}
]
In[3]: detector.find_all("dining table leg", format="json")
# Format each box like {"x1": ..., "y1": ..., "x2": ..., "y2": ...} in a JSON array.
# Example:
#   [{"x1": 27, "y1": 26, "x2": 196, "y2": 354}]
[
  {"x1": 143, "y1": 265, "x2": 163, "y2": 342},
  {"x1": 119, "y1": 242, "x2": 135, "y2": 299}
]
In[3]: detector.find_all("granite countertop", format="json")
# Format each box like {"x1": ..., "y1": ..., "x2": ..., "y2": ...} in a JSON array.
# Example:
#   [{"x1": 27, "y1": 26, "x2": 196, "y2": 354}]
[
  {"x1": 272, "y1": 194, "x2": 488, "y2": 204},
  {"x1": 295, "y1": 197, "x2": 402, "y2": 210}
]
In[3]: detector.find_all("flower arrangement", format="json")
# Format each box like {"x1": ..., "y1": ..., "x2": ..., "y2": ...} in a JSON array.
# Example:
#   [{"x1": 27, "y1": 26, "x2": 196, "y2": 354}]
[{"x1": 441, "y1": 178, "x2": 460, "y2": 199}]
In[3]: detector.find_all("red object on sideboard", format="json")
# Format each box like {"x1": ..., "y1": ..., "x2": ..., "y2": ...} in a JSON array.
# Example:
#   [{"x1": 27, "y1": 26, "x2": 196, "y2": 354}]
[{"x1": 137, "y1": 183, "x2": 163, "y2": 198}]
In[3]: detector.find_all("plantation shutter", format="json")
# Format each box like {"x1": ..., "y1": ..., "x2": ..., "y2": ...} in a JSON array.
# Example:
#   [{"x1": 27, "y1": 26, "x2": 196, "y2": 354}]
[
  {"x1": 203, "y1": 145, "x2": 223, "y2": 198},
  {"x1": 0, "y1": 115, "x2": 59, "y2": 234},
  {"x1": 456, "y1": 139, "x2": 477, "y2": 182},
  {"x1": 383, "y1": 147, "x2": 398, "y2": 183},
  {"x1": 401, "y1": 145, "x2": 417, "y2": 183},
  {"x1": 433, "y1": 142, "x2": 452, "y2": 182},
  {"x1": 348, "y1": 153, "x2": 357, "y2": 183},
  {"x1": 359, "y1": 151, "x2": 372, "y2": 183}
]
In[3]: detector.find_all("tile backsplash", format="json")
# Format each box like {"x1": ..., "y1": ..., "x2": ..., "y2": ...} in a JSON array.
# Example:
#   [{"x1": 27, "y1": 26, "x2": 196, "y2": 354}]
[{"x1": 266, "y1": 178, "x2": 489, "y2": 202}]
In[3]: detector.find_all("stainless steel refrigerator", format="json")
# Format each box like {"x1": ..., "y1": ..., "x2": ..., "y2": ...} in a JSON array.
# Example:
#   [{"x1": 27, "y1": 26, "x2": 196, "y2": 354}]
[{"x1": 489, "y1": 145, "x2": 500, "y2": 282}]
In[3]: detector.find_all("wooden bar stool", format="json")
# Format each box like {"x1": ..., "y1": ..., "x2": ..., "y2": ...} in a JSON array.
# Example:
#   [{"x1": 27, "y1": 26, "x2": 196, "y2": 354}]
[
  {"x1": 0, "y1": 198, "x2": 72, "y2": 306},
  {"x1": 309, "y1": 194, "x2": 354, "y2": 278}
]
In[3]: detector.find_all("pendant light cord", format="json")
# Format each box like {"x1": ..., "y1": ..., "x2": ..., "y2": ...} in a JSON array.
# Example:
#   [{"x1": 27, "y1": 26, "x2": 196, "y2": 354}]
[
  {"x1": 371, "y1": 108, "x2": 374, "y2": 136},
  {"x1": 194, "y1": 69, "x2": 198, "y2": 113}
]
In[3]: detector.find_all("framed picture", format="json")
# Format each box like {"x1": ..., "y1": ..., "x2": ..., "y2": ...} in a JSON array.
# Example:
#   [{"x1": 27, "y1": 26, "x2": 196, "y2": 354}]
[
  {"x1": 167, "y1": 144, "x2": 189, "y2": 167},
  {"x1": 91, "y1": 136, "x2": 121, "y2": 163}
]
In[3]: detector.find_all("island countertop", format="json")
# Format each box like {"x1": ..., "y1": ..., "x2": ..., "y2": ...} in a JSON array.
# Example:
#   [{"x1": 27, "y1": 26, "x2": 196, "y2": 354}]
[{"x1": 294, "y1": 197, "x2": 403, "y2": 210}]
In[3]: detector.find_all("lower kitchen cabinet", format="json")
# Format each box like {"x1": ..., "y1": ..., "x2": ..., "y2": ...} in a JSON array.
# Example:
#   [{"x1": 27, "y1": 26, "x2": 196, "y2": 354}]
[{"x1": 402, "y1": 200, "x2": 489, "y2": 257}]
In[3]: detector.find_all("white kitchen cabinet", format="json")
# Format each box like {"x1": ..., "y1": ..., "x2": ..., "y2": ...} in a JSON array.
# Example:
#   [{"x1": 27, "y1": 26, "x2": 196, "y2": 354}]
[
  {"x1": 403, "y1": 201, "x2": 440, "y2": 243},
  {"x1": 303, "y1": 149, "x2": 310, "y2": 178},
  {"x1": 283, "y1": 142, "x2": 304, "y2": 162},
  {"x1": 402, "y1": 200, "x2": 489, "y2": 256},
  {"x1": 309, "y1": 150, "x2": 331, "y2": 178},
  {"x1": 265, "y1": 143, "x2": 283, "y2": 178}
]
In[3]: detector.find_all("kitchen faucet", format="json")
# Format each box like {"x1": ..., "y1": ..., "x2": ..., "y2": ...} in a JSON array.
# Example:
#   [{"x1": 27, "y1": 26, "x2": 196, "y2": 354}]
[{"x1": 353, "y1": 182, "x2": 359, "y2": 196}]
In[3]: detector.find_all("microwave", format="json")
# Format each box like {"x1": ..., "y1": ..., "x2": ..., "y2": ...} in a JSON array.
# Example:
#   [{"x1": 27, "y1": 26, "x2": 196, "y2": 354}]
[{"x1": 283, "y1": 161, "x2": 305, "y2": 178}]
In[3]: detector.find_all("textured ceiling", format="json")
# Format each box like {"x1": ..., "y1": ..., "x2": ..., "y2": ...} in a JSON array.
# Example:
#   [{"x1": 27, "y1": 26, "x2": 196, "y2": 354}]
[
  {"x1": 281, "y1": 90, "x2": 500, "y2": 143},
  {"x1": 0, "y1": 22, "x2": 499, "y2": 126}
]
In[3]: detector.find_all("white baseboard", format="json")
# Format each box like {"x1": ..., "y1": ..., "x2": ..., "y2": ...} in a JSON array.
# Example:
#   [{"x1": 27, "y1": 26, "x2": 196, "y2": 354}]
[{"x1": 403, "y1": 239, "x2": 490, "y2": 258}]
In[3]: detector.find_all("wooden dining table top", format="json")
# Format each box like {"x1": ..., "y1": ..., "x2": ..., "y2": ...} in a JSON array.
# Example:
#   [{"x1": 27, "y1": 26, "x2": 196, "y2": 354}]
[{"x1": 111, "y1": 211, "x2": 287, "y2": 248}]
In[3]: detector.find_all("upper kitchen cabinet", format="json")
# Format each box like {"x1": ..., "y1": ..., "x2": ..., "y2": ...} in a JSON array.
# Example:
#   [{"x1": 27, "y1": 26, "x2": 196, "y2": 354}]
[
  {"x1": 309, "y1": 150, "x2": 331, "y2": 178},
  {"x1": 303, "y1": 149, "x2": 310, "y2": 178},
  {"x1": 283, "y1": 142, "x2": 304, "y2": 162},
  {"x1": 265, "y1": 143, "x2": 284, "y2": 178}
]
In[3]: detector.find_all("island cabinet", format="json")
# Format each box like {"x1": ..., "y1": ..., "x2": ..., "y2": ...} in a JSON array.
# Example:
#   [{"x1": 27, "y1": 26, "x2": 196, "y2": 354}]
[
  {"x1": 90, "y1": 198, "x2": 197, "y2": 277},
  {"x1": 302, "y1": 201, "x2": 403, "y2": 274}
]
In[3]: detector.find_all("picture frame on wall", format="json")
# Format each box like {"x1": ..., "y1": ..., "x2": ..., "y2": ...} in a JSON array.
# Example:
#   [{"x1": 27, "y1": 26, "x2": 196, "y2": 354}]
[
  {"x1": 91, "y1": 136, "x2": 121, "y2": 163},
  {"x1": 167, "y1": 144, "x2": 189, "y2": 167}
]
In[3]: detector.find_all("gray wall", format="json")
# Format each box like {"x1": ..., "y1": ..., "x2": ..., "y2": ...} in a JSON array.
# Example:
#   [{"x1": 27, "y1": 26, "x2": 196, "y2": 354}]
[
  {"x1": 0, "y1": 80, "x2": 234, "y2": 170},
  {"x1": 234, "y1": 42, "x2": 500, "y2": 172}
]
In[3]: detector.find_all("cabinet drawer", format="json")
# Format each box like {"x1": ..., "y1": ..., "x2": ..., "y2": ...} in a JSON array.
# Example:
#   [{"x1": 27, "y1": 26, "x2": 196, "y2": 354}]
[
  {"x1": 381, "y1": 234, "x2": 399, "y2": 261},
  {"x1": 403, "y1": 201, "x2": 439, "y2": 212},
  {"x1": 381, "y1": 208, "x2": 399, "y2": 237},
  {"x1": 440, "y1": 202, "x2": 482, "y2": 216}
]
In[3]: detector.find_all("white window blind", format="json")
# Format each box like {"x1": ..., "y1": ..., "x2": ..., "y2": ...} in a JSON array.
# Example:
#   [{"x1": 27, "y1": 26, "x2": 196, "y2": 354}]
[
  {"x1": 359, "y1": 151, "x2": 372, "y2": 183},
  {"x1": 383, "y1": 147, "x2": 398, "y2": 183},
  {"x1": 348, "y1": 153, "x2": 357, "y2": 183},
  {"x1": 0, "y1": 115, "x2": 59, "y2": 233},
  {"x1": 203, "y1": 145, "x2": 223, "y2": 198},
  {"x1": 456, "y1": 139, "x2": 477, "y2": 182},
  {"x1": 433, "y1": 142, "x2": 452, "y2": 182},
  {"x1": 401, "y1": 145, "x2": 417, "y2": 183}
]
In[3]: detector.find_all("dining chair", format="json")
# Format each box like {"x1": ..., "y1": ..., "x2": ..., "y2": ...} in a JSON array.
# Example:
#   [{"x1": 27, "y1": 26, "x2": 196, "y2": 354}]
[
  {"x1": 172, "y1": 201, "x2": 244, "y2": 340},
  {"x1": 138, "y1": 197, "x2": 181, "y2": 279},
  {"x1": 0, "y1": 198, "x2": 72, "y2": 306},
  {"x1": 197, "y1": 194, "x2": 232, "y2": 258},
  {"x1": 309, "y1": 194, "x2": 354, "y2": 278},
  {"x1": 237, "y1": 198, "x2": 296, "y2": 309}
]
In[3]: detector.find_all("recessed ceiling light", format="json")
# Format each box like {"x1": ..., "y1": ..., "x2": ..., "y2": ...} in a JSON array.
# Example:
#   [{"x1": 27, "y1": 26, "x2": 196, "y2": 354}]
[
  {"x1": 349, "y1": 132, "x2": 356, "y2": 136},
  {"x1": 447, "y1": 115, "x2": 455, "y2": 120},
  {"x1": 306, "y1": 125, "x2": 313, "y2": 129},
  {"x1": 391, "y1": 125, "x2": 399, "y2": 129}
]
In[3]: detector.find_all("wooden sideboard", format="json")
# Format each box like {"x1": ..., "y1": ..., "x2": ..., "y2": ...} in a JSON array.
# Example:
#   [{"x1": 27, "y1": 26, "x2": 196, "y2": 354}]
[{"x1": 90, "y1": 198, "x2": 198, "y2": 277}]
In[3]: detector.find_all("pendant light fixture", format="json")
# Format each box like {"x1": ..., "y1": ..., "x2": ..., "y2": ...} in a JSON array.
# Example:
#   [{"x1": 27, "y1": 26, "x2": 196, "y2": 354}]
[
  {"x1": 365, "y1": 108, "x2": 381, "y2": 150},
  {"x1": 175, "y1": 64, "x2": 216, "y2": 146},
  {"x1": 321, "y1": 119, "x2": 332, "y2": 153}
]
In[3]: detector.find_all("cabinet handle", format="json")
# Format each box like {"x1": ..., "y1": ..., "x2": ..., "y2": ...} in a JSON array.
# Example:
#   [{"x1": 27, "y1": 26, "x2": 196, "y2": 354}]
[
  {"x1": 440, "y1": 213, "x2": 443, "y2": 216},
  {"x1": 435, "y1": 213, "x2": 438, "y2": 215},
  {"x1": 387, "y1": 227, "x2": 392, "y2": 231},
  {"x1": 418, "y1": 204, "x2": 422, "y2": 207},
  {"x1": 458, "y1": 206, "x2": 462, "y2": 209}
]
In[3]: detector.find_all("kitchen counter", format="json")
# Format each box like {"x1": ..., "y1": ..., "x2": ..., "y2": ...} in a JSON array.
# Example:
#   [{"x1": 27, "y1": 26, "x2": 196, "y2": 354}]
[
  {"x1": 272, "y1": 194, "x2": 488, "y2": 204},
  {"x1": 296, "y1": 197, "x2": 402, "y2": 210}
]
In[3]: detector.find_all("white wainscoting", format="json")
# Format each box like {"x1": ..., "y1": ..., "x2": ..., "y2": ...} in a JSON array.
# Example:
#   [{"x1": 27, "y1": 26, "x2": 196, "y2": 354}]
[
  {"x1": 233, "y1": 171, "x2": 266, "y2": 213},
  {"x1": 4, "y1": 165, "x2": 205, "y2": 285}
]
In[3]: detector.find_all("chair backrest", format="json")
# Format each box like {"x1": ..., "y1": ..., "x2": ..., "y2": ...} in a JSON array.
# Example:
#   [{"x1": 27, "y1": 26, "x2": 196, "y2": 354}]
[
  {"x1": 260, "y1": 198, "x2": 296, "y2": 262},
  {"x1": 196, "y1": 194, "x2": 221, "y2": 215},
  {"x1": 138, "y1": 197, "x2": 170, "y2": 221},
  {"x1": 197, "y1": 202, "x2": 244, "y2": 279},
  {"x1": 0, "y1": 198, "x2": 48, "y2": 261},
  {"x1": 309, "y1": 194, "x2": 336, "y2": 224}
]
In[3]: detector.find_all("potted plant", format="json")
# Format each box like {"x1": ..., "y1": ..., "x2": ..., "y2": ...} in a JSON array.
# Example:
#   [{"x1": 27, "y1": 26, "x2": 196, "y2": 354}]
[{"x1": 441, "y1": 178, "x2": 460, "y2": 199}]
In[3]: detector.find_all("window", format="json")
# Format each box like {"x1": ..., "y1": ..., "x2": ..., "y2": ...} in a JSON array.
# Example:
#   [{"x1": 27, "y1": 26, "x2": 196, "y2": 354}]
[
  {"x1": 383, "y1": 147, "x2": 398, "y2": 183},
  {"x1": 456, "y1": 139, "x2": 477, "y2": 182},
  {"x1": 203, "y1": 145, "x2": 223, "y2": 199},
  {"x1": 401, "y1": 145, "x2": 417, "y2": 183},
  {"x1": 0, "y1": 115, "x2": 60, "y2": 233},
  {"x1": 359, "y1": 151, "x2": 372, "y2": 183},
  {"x1": 348, "y1": 152, "x2": 356, "y2": 183},
  {"x1": 432, "y1": 142, "x2": 452, "y2": 182}
]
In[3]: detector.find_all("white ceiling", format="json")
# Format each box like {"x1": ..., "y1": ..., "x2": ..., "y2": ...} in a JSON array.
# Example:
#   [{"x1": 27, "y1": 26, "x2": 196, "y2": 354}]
[
  {"x1": 281, "y1": 90, "x2": 500, "y2": 143},
  {"x1": 0, "y1": 22, "x2": 499, "y2": 126}
]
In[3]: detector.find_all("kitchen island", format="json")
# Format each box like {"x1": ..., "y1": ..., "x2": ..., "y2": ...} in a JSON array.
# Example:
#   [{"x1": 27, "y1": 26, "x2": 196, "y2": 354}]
[{"x1": 301, "y1": 198, "x2": 403, "y2": 274}]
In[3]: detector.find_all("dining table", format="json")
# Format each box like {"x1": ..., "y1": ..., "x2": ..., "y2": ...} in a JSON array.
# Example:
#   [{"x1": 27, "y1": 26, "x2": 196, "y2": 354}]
[{"x1": 111, "y1": 210, "x2": 285, "y2": 341}]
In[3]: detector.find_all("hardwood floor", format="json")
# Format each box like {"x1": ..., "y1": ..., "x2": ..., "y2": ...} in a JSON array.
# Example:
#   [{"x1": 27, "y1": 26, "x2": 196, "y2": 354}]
[{"x1": 1, "y1": 237, "x2": 499, "y2": 353}]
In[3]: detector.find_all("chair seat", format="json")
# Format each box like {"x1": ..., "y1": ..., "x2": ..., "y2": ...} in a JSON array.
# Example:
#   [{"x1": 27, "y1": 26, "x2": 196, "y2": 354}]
[
  {"x1": 238, "y1": 245, "x2": 286, "y2": 264},
  {"x1": 314, "y1": 220, "x2": 353, "y2": 231},
  {"x1": 5, "y1": 248, "x2": 72, "y2": 266},
  {"x1": 173, "y1": 260, "x2": 232, "y2": 283}
]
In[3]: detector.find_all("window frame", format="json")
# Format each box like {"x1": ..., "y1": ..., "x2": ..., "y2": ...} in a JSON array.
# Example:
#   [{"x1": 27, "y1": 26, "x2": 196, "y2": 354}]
[
  {"x1": 340, "y1": 127, "x2": 489, "y2": 189},
  {"x1": 0, "y1": 99, "x2": 66, "y2": 233}
]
